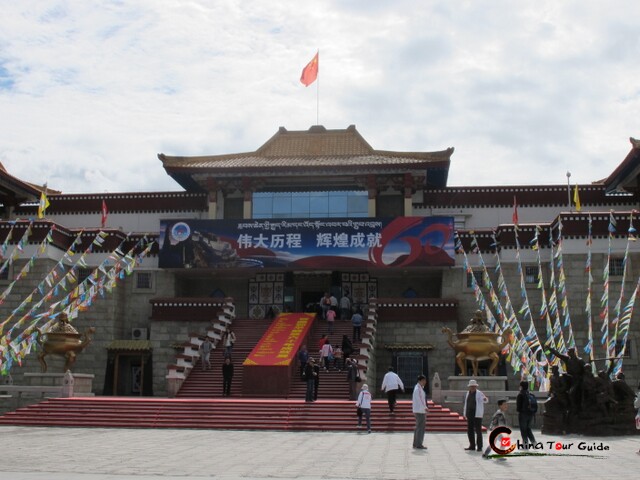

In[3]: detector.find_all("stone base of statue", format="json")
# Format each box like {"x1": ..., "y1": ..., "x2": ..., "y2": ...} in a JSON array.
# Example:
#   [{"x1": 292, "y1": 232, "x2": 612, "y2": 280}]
[
  {"x1": 24, "y1": 372, "x2": 95, "y2": 396},
  {"x1": 448, "y1": 376, "x2": 508, "y2": 392},
  {"x1": 542, "y1": 395, "x2": 638, "y2": 436}
]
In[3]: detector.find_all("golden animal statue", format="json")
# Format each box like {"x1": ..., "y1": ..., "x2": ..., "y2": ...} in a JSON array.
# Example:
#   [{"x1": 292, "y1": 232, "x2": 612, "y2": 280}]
[
  {"x1": 442, "y1": 310, "x2": 512, "y2": 376},
  {"x1": 36, "y1": 314, "x2": 95, "y2": 373}
]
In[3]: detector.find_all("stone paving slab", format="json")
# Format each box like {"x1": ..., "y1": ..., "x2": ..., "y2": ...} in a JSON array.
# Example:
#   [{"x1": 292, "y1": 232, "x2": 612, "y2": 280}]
[{"x1": 0, "y1": 426, "x2": 638, "y2": 480}]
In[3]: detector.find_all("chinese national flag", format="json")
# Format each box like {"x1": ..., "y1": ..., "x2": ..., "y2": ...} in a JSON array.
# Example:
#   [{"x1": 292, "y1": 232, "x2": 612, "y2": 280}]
[
  {"x1": 300, "y1": 52, "x2": 319, "y2": 87},
  {"x1": 101, "y1": 200, "x2": 108, "y2": 228},
  {"x1": 512, "y1": 195, "x2": 519, "y2": 226}
]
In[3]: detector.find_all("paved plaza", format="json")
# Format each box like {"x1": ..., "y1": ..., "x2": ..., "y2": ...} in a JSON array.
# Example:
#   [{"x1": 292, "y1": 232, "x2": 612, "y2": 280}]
[{"x1": 0, "y1": 425, "x2": 638, "y2": 480}]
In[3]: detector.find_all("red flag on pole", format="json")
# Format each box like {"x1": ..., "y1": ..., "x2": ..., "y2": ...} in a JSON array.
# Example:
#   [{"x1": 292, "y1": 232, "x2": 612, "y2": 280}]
[
  {"x1": 512, "y1": 195, "x2": 519, "y2": 226},
  {"x1": 300, "y1": 52, "x2": 319, "y2": 87},
  {"x1": 101, "y1": 200, "x2": 108, "y2": 228}
]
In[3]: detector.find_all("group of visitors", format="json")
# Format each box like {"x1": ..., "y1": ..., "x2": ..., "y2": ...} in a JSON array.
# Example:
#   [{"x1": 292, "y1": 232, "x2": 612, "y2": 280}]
[
  {"x1": 296, "y1": 326, "x2": 363, "y2": 403},
  {"x1": 318, "y1": 292, "x2": 364, "y2": 342},
  {"x1": 197, "y1": 328, "x2": 237, "y2": 397},
  {"x1": 354, "y1": 370, "x2": 428, "y2": 444}
]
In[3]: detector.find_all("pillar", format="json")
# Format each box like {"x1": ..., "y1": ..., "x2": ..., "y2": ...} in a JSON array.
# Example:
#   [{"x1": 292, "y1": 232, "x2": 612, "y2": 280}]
[
  {"x1": 404, "y1": 173, "x2": 413, "y2": 216},
  {"x1": 367, "y1": 174, "x2": 377, "y2": 217}
]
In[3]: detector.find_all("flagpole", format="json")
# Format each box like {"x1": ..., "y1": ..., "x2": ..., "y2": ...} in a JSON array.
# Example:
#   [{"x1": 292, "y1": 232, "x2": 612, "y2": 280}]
[
  {"x1": 566, "y1": 171, "x2": 572, "y2": 211},
  {"x1": 316, "y1": 49, "x2": 320, "y2": 125}
]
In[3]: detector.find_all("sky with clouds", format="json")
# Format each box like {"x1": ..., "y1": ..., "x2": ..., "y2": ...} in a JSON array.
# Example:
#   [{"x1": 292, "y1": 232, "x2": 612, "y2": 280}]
[{"x1": 1, "y1": 1, "x2": 639, "y2": 194}]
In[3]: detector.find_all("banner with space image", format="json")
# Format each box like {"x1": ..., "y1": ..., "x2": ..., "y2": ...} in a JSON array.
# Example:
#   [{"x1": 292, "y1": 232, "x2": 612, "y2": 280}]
[{"x1": 158, "y1": 216, "x2": 455, "y2": 269}]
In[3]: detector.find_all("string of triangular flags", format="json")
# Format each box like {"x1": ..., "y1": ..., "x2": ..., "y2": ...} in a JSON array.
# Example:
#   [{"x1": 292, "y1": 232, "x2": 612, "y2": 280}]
[
  {"x1": 530, "y1": 226, "x2": 557, "y2": 359},
  {"x1": 461, "y1": 209, "x2": 639, "y2": 382},
  {"x1": 599, "y1": 212, "x2": 615, "y2": 364},
  {"x1": 0, "y1": 230, "x2": 84, "y2": 335},
  {"x1": 0, "y1": 236, "x2": 154, "y2": 374},
  {"x1": 0, "y1": 225, "x2": 55, "y2": 305},
  {"x1": 4, "y1": 231, "x2": 112, "y2": 340},
  {"x1": 469, "y1": 231, "x2": 540, "y2": 376},
  {"x1": 0, "y1": 220, "x2": 34, "y2": 278},
  {"x1": 552, "y1": 219, "x2": 575, "y2": 350},
  {"x1": 584, "y1": 215, "x2": 596, "y2": 372}
]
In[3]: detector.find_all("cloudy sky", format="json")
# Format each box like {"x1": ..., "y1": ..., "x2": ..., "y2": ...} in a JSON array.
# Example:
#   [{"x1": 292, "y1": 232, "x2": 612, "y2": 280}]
[{"x1": 1, "y1": 1, "x2": 639, "y2": 193}]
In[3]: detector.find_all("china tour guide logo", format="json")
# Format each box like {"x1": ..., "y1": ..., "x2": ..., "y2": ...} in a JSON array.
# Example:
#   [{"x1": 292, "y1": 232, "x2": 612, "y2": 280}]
[
  {"x1": 488, "y1": 427, "x2": 609, "y2": 459},
  {"x1": 489, "y1": 426, "x2": 517, "y2": 456}
]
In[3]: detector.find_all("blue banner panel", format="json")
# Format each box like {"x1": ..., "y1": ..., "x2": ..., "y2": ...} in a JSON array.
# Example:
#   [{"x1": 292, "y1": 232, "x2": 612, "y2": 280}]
[{"x1": 159, "y1": 217, "x2": 454, "y2": 269}]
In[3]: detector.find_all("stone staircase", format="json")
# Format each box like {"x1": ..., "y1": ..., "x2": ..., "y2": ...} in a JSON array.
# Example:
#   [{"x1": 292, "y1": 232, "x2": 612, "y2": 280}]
[
  {"x1": 0, "y1": 397, "x2": 468, "y2": 431},
  {"x1": 175, "y1": 317, "x2": 273, "y2": 398}
]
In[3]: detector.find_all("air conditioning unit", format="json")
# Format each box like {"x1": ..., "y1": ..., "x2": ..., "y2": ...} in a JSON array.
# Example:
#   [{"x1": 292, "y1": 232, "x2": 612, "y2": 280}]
[{"x1": 131, "y1": 328, "x2": 148, "y2": 340}]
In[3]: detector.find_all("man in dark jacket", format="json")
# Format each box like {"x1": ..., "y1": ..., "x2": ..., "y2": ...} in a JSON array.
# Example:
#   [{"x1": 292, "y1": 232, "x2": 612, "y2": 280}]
[
  {"x1": 304, "y1": 358, "x2": 317, "y2": 402},
  {"x1": 516, "y1": 381, "x2": 536, "y2": 446},
  {"x1": 297, "y1": 345, "x2": 309, "y2": 380},
  {"x1": 222, "y1": 357, "x2": 234, "y2": 397}
]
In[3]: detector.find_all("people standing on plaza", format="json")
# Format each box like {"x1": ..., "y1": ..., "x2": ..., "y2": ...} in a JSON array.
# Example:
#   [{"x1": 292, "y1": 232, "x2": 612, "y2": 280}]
[
  {"x1": 463, "y1": 379, "x2": 489, "y2": 451},
  {"x1": 351, "y1": 309, "x2": 363, "y2": 342},
  {"x1": 516, "y1": 381, "x2": 537, "y2": 447},
  {"x1": 297, "y1": 345, "x2": 309, "y2": 380},
  {"x1": 412, "y1": 375, "x2": 428, "y2": 449},
  {"x1": 320, "y1": 340, "x2": 334, "y2": 371},
  {"x1": 346, "y1": 358, "x2": 359, "y2": 400},
  {"x1": 200, "y1": 337, "x2": 213, "y2": 370},
  {"x1": 356, "y1": 384, "x2": 372, "y2": 433},
  {"x1": 304, "y1": 358, "x2": 317, "y2": 402},
  {"x1": 381, "y1": 367, "x2": 404, "y2": 414},
  {"x1": 483, "y1": 399, "x2": 509, "y2": 459},
  {"x1": 339, "y1": 293, "x2": 351, "y2": 320},
  {"x1": 326, "y1": 307, "x2": 336, "y2": 334},
  {"x1": 222, "y1": 329, "x2": 236, "y2": 359},
  {"x1": 222, "y1": 357, "x2": 234, "y2": 397}
]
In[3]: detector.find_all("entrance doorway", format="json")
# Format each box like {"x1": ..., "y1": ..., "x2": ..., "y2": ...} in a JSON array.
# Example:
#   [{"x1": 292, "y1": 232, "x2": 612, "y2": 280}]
[{"x1": 301, "y1": 291, "x2": 324, "y2": 314}]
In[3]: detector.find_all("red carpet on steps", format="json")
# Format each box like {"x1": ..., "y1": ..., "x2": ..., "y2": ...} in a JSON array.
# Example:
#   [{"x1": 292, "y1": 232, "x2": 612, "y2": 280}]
[{"x1": 0, "y1": 397, "x2": 468, "y2": 431}]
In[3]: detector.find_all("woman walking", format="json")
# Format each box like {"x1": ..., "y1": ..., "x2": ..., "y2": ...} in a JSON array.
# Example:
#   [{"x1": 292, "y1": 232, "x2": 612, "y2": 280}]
[{"x1": 356, "y1": 384, "x2": 372, "y2": 433}]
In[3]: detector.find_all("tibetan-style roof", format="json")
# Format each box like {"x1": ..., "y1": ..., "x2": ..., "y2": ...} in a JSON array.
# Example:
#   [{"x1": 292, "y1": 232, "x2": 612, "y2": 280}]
[
  {"x1": 13, "y1": 191, "x2": 207, "y2": 217},
  {"x1": 0, "y1": 164, "x2": 44, "y2": 207},
  {"x1": 0, "y1": 220, "x2": 159, "y2": 256},
  {"x1": 159, "y1": 125, "x2": 453, "y2": 191},
  {"x1": 418, "y1": 184, "x2": 636, "y2": 208},
  {"x1": 600, "y1": 137, "x2": 640, "y2": 194},
  {"x1": 455, "y1": 211, "x2": 637, "y2": 253}
]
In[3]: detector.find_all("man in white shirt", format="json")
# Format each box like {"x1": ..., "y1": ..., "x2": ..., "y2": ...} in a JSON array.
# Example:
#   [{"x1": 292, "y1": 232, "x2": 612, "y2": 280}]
[
  {"x1": 381, "y1": 367, "x2": 404, "y2": 413},
  {"x1": 412, "y1": 375, "x2": 428, "y2": 449}
]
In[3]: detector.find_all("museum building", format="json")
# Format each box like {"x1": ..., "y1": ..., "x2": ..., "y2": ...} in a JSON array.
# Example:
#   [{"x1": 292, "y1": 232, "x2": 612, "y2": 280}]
[{"x1": 0, "y1": 126, "x2": 639, "y2": 398}]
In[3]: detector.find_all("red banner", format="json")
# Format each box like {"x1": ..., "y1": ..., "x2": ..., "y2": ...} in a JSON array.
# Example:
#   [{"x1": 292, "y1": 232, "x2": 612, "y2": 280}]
[{"x1": 243, "y1": 313, "x2": 315, "y2": 366}]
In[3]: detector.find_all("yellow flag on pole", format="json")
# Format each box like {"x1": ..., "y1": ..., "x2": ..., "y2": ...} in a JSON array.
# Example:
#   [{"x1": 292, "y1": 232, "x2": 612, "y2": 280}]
[
  {"x1": 573, "y1": 185, "x2": 581, "y2": 212},
  {"x1": 37, "y1": 191, "x2": 50, "y2": 219}
]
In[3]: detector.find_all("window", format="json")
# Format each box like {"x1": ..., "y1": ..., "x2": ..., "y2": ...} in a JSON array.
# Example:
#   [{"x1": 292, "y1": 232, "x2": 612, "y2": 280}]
[
  {"x1": 525, "y1": 266, "x2": 539, "y2": 284},
  {"x1": 609, "y1": 258, "x2": 625, "y2": 277},
  {"x1": 0, "y1": 265, "x2": 9, "y2": 282},
  {"x1": 614, "y1": 339, "x2": 632, "y2": 358},
  {"x1": 77, "y1": 268, "x2": 93, "y2": 284},
  {"x1": 252, "y1": 191, "x2": 368, "y2": 219},
  {"x1": 134, "y1": 272, "x2": 153, "y2": 291},
  {"x1": 466, "y1": 270, "x2": 483, "y2": 289}
]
